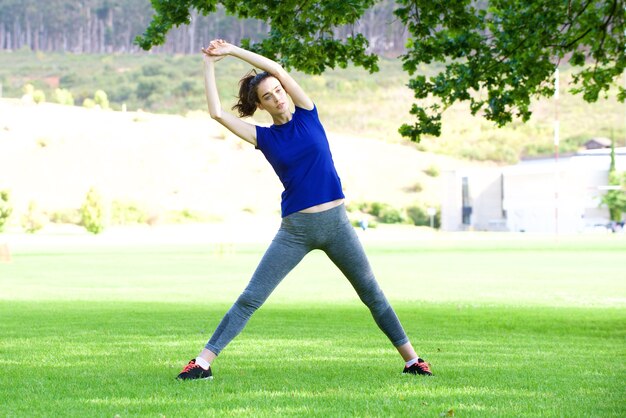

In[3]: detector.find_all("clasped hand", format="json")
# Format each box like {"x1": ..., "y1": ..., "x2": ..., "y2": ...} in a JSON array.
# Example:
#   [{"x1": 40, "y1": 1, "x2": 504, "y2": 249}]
[{"x1": 201, "y1": 39, "x2": 233, "y2": 61}]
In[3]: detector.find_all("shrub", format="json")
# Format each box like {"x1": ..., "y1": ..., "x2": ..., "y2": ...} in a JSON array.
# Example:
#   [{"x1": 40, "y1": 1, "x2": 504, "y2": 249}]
[
  {"x1": 94, "y1": 89, "x2": 109, "y2": 109},
  {"x1": 36, "y1": 137, "x2": 49, "y2": 148},
  {"x1": 53, "y1": 88, "x2": 75, "y2": 106},
  {"x1": 141, "y1": 63, "x2": 164, "y2": 77},
  {"x1": 377, "y1": 205, "x2": 405, "y2": 224},
  {"x1": 346, "y1": 201, "x2": 368, "y2": 213},
  {"x1": 424, "y1": 165, "x2": 440, "y2": 177},
  {"x1": 22, "y1": 83, "x2": 34, "y2": 96},
  {"x1": 49, "y1": 209, "x2": 81, "y2": 225},
  {"x1": 80, "y1": 187, "x2": 105, "y2": 234},
  {"x1": 348, "y1": 201, "x2": 405, "y2": 224},
  {"x1": 405, "y1": 181, "x2": 423, "y2": 193},
  {"x1": 60, "y1": 72, "x2": 80, "y2": 86},
  {"x1": 406, "y1": 204, "x2": 440, "y2": 228},
  {"x1": 136, "y1": 77, "x2": 165, "y2": 100},
  {"x1": 368, "y1": 202, "x2": 385, "y2": 217},
  {"x1": 601, "y1": 170, "x2": 626, "y2": 222},
  {"x1": 82, "y1": 98, "x2": 96, "y2": 109},
  {"x1": 21, "y1": 201, "x2": 46, "y2": 233},
  {"x1": 406, "y1": 205, "x2": 428, "y2": 226},
  {"x1": 0, "y1": 190, "x2": 13, "y2": 232},
  {"x1": 110, "y1": 201, "x2": 149, "y2": 225},
  {"x1": 108, "y1": 83, "x2": 134, "y2": 102},
  {"x1": 32, "y1": 89, "x2": 46, "y2": 104},
  {"x1": 174, "y1": 80, "x2": 200, "y2": 97},
  {"x1": 22, "y1": 84, "x2": 46, "y2": 104}
]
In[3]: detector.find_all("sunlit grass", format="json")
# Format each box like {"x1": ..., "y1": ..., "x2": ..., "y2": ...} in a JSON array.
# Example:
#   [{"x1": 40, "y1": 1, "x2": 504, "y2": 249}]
[
  {"x1": 2, "y1": 233, "x2": 625, "y2": 306},
  {"x1": 0, "y1": 234, "x2": 624, "y2": 416},
  {"x1": 0, "y1": 301, "x2": 623, "y2": 417}
]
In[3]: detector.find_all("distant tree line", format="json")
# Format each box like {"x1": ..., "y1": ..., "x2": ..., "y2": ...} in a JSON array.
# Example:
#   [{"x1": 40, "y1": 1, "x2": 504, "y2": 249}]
[{"x1": 0, "y1": 0, "x2": 407, "y2": 55}]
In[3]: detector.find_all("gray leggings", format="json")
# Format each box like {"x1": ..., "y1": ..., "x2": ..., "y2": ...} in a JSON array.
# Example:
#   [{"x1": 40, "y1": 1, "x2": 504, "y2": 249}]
[{"x1": 205, "y1": 204, "x2": 409, "y2": 355}]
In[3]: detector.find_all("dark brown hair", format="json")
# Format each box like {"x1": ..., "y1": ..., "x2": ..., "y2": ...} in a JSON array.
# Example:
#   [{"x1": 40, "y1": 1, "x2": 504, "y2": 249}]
[{"x1": 232, "y1": 70, "x2": 273, "y2": 117}]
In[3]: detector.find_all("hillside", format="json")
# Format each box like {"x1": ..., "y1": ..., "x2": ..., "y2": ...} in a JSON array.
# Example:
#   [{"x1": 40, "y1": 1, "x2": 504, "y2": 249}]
[
  {"x1": 0, "y1": 98, "x2": 485, "y2": 226},
  {"x1": 1, "y1": 51, "x2": 623, "y2": 166}
]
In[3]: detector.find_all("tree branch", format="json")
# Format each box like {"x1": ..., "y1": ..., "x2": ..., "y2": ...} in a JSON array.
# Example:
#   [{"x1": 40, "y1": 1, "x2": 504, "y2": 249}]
[
  {"x1": 482, "y1": 34, "x2": 531, "y2": 75},
  {"x1": 558, "y1": 26, "x2": 594, "y2": 49},
  {"x1": 557, "y1": 0, "x2": 606, "y2": 50},
  {"x1": 591, "y1": 0, "x2": 619, "y2": 76},
  {"x1": 561, "y1": 0, "x2": 594, "y2": 30}
]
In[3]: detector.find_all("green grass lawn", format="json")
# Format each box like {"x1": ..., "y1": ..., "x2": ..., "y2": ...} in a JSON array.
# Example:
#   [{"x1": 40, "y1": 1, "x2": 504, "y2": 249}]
[{"x1": 0, "y1": 233, "x2": 625, "y2": 416}]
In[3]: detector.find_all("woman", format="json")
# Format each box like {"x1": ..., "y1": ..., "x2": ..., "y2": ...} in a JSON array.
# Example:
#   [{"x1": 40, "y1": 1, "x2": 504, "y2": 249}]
[{"x1": 176, "y1": 39, "x2": 432, "y2": 380}]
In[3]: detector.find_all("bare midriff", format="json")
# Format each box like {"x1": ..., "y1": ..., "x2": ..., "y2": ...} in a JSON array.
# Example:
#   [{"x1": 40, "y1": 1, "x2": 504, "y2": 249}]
[{"x1": 298, "y1": 198, "x2": 344, "y2": 214}]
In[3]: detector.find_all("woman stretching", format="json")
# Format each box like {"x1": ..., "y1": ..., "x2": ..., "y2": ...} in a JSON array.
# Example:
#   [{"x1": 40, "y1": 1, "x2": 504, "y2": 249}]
[{"x1": 177, "y1": 39, "x2": 432, "y2": 380}]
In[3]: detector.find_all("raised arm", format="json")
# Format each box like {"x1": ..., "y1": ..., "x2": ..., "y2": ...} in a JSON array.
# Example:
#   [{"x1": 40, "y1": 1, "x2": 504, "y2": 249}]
[
  {"x1": 201, "y1": 53, "x2": 257, "y2": 146},
  {"x1": 204, "y1": 40, "x2": 314, "y2": 110}
]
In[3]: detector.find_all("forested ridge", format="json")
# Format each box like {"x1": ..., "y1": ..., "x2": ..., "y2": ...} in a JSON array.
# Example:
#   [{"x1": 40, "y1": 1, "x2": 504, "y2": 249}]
[{"x1": 0, "y1": 0, "x2": 406, "y2": 55}]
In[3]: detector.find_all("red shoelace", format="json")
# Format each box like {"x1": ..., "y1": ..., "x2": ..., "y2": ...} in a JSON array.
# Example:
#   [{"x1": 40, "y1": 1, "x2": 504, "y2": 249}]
[
  {"x1": 181, "y1": 361, "x2": 200, "y2": 373},
  {"x1": 415, "y1": 361, "x2": 431, "y2": 373}
]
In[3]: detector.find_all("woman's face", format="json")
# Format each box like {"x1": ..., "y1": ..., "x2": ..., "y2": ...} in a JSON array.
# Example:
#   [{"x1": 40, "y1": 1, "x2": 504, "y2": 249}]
[{"x1": 256, "y1": 77, "x2": 289, "y2": 116}]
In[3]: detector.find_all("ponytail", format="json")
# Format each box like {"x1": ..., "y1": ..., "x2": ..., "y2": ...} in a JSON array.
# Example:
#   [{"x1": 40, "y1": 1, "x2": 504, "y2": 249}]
[{"x1": 232, "y1": 70, "x2": 272, "y2": 117}]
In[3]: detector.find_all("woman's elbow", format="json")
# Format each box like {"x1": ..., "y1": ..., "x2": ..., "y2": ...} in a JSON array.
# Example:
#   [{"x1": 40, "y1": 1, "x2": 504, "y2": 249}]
[{"x1": 209, "y1": 109, "x2": 222, "y2": 120}]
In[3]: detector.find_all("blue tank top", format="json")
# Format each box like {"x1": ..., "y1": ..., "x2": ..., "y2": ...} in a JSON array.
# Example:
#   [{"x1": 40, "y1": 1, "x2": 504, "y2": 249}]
[{"x1": 255, "y1": 105, "x2": 345, "y2": 217}]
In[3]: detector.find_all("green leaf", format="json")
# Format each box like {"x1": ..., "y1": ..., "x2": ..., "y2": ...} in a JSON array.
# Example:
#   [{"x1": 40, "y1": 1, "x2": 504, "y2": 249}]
[{"x1": 137, "y1": 0, "x2": 626, "y2": 142}]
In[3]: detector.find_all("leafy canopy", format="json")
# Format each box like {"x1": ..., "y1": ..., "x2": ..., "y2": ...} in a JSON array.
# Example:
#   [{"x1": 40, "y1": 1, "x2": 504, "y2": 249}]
[{"x1": 137, "y1": 0, "x2": 626, "y2": 142}]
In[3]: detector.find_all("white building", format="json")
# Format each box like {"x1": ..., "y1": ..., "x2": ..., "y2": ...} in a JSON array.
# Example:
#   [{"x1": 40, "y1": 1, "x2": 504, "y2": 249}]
[{"x1": 441, "y1": 147, "x2": 626, "y2": 233}]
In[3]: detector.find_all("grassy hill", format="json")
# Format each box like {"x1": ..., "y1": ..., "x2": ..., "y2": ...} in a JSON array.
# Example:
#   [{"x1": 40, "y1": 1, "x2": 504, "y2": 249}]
[
  {"x1": 0, "y1": 98, "x2": 482, "y2": 228},
  {"x1": 1, "y1": 50, "x2": 624, "y2": 165}
]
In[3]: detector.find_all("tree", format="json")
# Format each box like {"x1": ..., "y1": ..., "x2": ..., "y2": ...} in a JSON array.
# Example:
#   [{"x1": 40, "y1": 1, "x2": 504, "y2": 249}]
[
  {"x1": 136, "y1": 0, "x2": 380, "y2": 73},
  {"x1": 602, "y1": 139, "x2": 626, "y2": 222},
  {"x1": 0, "y1": 190, "x2": 12, "y2": 233},
  {"x1": 602, "y1": 171, "x2": 626, "y2": 222},
  {"x1": 81, "y1": 187, "x2": 105, "y2": 234},
  {"x1": 136, "y1": 0, "x2": 625, "y2": 142}
]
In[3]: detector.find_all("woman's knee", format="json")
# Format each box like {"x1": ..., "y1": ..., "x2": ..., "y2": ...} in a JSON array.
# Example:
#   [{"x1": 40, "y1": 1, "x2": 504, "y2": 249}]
[
  {"x1": 235, "y1": 289, "x2": 265, "y2": 314},
  {"x1": 359, "y1": 286, "x2": 389, "y2": 312}
]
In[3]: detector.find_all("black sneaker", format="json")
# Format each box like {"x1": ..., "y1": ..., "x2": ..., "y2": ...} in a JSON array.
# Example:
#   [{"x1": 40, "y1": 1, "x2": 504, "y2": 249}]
[
  {"x1": 176, "y1": 359, "x2": 213, "y2": 380},
  {"x1": 402, "y1": 358, "x2": 433, "y2": 376}
]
